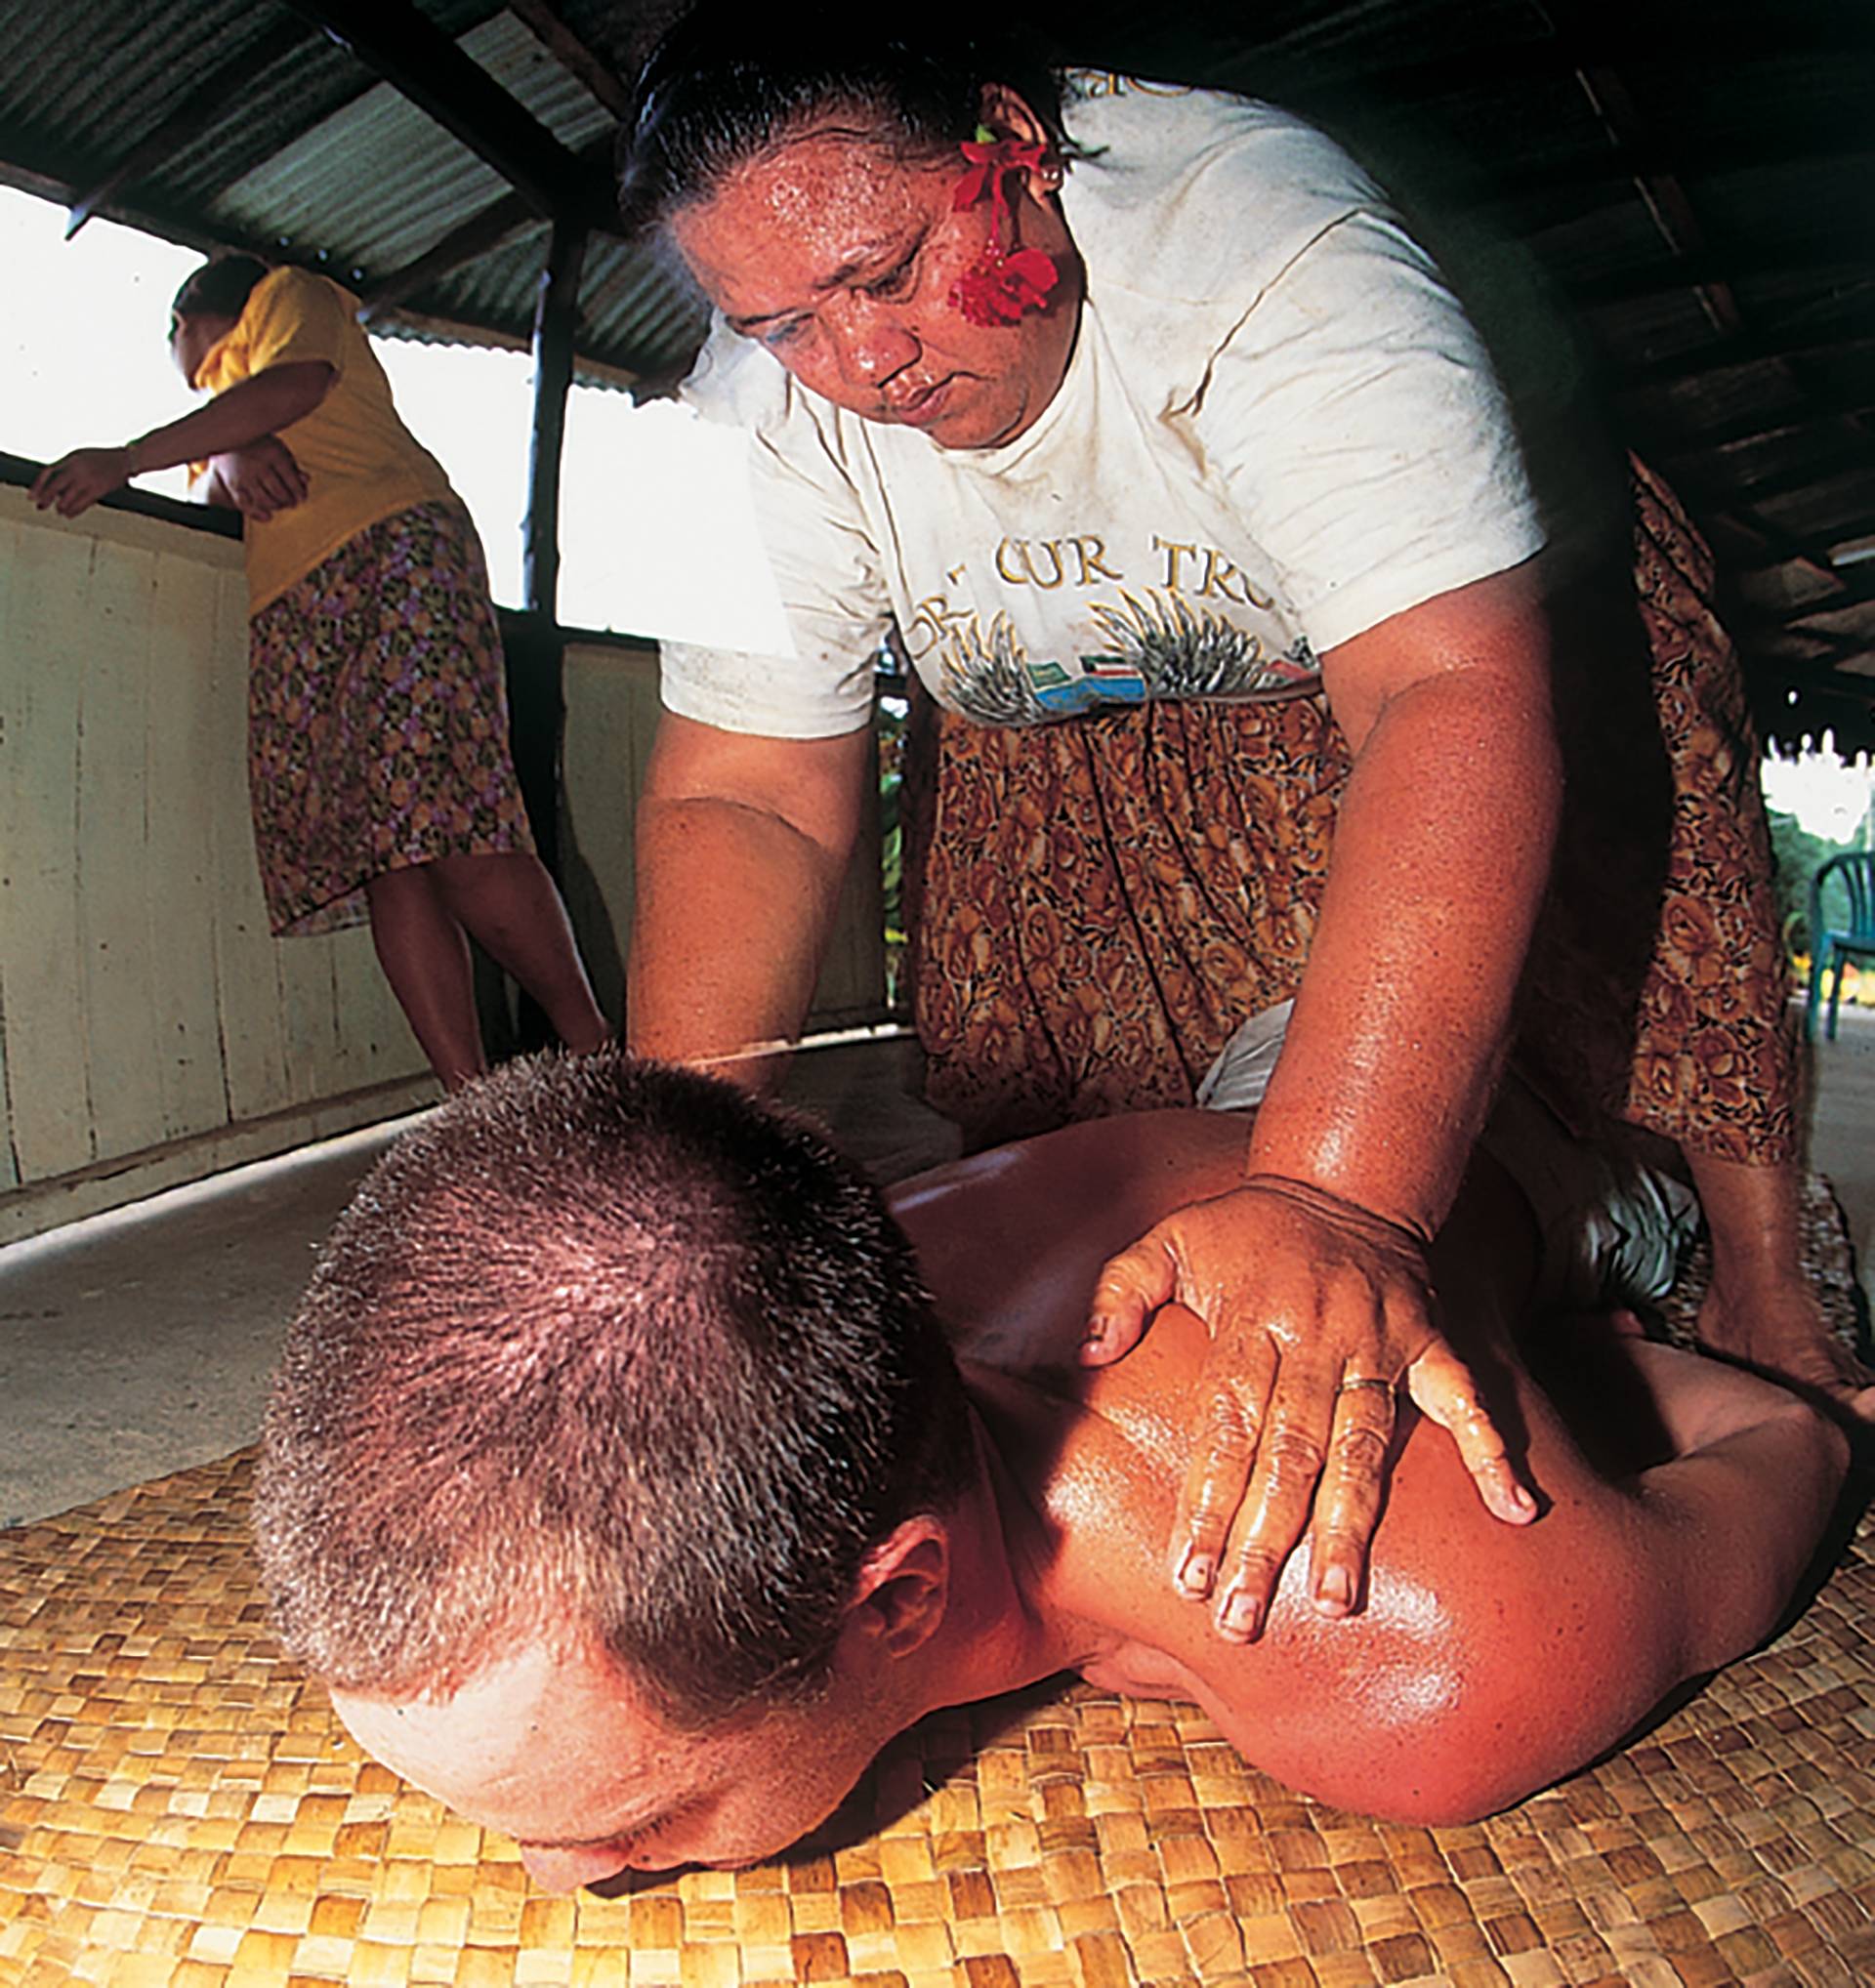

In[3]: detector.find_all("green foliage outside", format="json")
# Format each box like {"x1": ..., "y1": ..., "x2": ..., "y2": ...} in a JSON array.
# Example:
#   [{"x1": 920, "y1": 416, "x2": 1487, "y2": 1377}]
[
  {"x1": 1766, "y1": 792, "x2": 1875, "y2": 1018},
  {"x1": 878, "y1": 697, "x2": 908, "y2": 1014},
  {"x1": 1768, "y1": 807, "x2": 1851, "y2": 958}
]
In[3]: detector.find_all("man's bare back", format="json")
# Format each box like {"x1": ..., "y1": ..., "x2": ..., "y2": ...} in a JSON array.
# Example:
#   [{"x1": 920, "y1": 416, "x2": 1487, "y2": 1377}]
[
  {"x1": 893, "y1": 1110, "x2": 1846, "y2": 1821},
  {"x1": 261, "y1": 1057, "x2": 1850, "y2": 1887}
]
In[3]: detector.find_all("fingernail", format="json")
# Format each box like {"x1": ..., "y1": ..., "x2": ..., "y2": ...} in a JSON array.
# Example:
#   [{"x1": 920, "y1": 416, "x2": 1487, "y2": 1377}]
[
  {"x1": 1510, "y1": 1485, "x2": 1538, "y2": 1518},
  {"x1": 1316, "y1": 1566, "x2": 1353, "y2": 1614},
  {"x1": 1176, "y1": 1548, "x2": 1215, "y2": 1598},
  {"x1": 1220, "y1": 1590, "x2": 1263, "y2": 1641}
]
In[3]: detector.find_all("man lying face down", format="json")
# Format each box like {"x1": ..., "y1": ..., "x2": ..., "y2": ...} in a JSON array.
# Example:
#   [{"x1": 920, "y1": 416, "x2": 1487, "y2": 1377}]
[{"x1": 254, "y1": 1051, "x2": 1849, "y2": 1892}]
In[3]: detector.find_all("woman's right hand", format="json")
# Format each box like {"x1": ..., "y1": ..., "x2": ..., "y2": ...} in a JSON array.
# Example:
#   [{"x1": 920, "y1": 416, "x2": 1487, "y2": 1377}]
[
  {"x1": 30, "y1": 447, "x2": 136, "y2": 518},
  {"x1": 208, "y1": 438, "x2": 309, "y2": 521}
]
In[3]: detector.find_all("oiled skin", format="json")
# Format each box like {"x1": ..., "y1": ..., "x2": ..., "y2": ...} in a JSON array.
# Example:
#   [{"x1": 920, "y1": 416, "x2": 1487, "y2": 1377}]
[{"x1": 889, "y1": 1111, "x2": 1845, "y2": 1823}]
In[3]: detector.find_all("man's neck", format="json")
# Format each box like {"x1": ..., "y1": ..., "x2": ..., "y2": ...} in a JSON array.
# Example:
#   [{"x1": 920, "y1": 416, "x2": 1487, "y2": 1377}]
[{"x1": 898, "y1": 1402, "x2": 1104, "y2": 1720}]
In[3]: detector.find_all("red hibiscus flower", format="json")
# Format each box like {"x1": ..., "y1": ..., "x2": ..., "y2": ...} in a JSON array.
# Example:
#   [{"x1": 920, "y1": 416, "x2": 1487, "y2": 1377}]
[{"x1": 948, "y1": 136, "x2": 1059, "y2": 326}]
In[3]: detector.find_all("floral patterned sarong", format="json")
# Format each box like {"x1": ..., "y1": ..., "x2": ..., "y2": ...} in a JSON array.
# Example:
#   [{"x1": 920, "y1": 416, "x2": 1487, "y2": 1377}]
[
  {"x1": 904, "y1": 458, "x2": 1798, "y2": 1167},
  {"x1": 245, "y1": 498, "x2": 535, "y2": 936}
]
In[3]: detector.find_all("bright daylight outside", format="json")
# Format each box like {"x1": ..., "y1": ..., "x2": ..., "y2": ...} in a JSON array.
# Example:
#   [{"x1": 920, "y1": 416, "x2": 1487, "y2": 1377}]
[{"x1": 1, "y1": 183, "x2": 785, "y2": 652}]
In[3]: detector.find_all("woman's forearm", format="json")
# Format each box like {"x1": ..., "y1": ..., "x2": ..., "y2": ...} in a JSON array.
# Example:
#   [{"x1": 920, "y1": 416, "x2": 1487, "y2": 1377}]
[
  {"x1": 127, "y1": 362, "x2": 335, "y2": 475},
  {"x1": 1247, "y1": 618, "x2": 1561, "y2": 1238},
  {"x1": 629, "y1": 797, "x2": 851, "y2": 1085},
  {"x1": 625, "y1": 717, "x2": 872, "y2": 1091}
]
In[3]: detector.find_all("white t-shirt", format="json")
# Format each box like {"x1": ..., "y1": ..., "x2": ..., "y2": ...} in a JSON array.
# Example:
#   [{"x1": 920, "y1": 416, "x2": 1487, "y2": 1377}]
[{"x1": 661, "y1": 74, "x2": 1547, "y2": 738}]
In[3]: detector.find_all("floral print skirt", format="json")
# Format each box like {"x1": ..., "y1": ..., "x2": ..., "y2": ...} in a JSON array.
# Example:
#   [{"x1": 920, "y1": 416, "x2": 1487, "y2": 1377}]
[
  {"x1": 904, "y1": 457, "x2": 1798, "y2": 1167},
  {"x1": 246, "y1": 498, "x2": 535, "y2": 937}
]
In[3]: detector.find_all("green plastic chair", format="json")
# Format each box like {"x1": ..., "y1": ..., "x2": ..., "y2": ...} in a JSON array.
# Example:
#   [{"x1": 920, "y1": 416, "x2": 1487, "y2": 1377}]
[{"x1": 1805, "y1": 850, "x2": 1875, "y2": 1040}]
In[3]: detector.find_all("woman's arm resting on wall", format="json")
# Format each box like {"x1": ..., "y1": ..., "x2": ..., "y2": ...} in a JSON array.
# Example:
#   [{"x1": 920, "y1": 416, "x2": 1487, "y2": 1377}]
[
  {"x1": 28, "y1": 361, "x2": 335, "y2": 518},
  {"x1": 627, "y1": 712, "x2": 873, "y2": 1092},
  {"x1": 1087, "y1": 564, "x2": 1562, "y2": 1640}
]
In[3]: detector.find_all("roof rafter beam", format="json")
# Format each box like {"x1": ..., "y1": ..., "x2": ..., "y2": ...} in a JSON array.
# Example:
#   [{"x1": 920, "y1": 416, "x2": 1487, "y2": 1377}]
[
  {"x1": 1748, "y1": 645, "x2": 1875, "y2": 694},
  {"x1": 507, "y1": 0, "x2": 633, "y2": 120},
  {"x1": 278, "y1": 0, "x2": 613, "y2": 227},
  {"x1": 1731, "y1": 528, "x2": 1875, "y2": 585},
  {"x1": 64, "y1": 16, "x2": 317, "y2": 238},
  {"x1": 1564, "y1": 240, "x2": 1875, "y2": 311},
  {"x1": 1261, "y1": 19, "x2": 1875, "y2": 117},
  {"x1": 1701, "y1": 437, "x2": 1875, "y2": 507},
  {"x1": 1776, "y1": 585, "x2": 1875, "y2": 629},
  {"x1": 1646, "y1": 402, "x2": 1875, "y2": 457},
  {"x1": 357, "y1": 130, "x2": 619, "y2": 319},
  {"x1": 1470, "y1": 136, "x2": 1875, "y2": 216},
  {"x1": 356, "y1": 193, "x2": 535, "y2": 316},
  {"x1": 1613, "y1": 332, "x2": 1875, "y2": 393},
  {"x1": 1765, "y1": 626, "x2": 1872, "y2": 671}
]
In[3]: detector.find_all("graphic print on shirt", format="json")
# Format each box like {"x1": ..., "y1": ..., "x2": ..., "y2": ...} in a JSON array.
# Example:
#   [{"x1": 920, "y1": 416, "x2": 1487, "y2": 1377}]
[{"x1": 902, "y1": 526, "x2": 1321, "y2": 726}]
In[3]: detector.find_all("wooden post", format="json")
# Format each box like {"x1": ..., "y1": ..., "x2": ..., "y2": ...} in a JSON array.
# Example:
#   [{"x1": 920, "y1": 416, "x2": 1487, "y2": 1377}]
[
  {"x1": 523, "y1": 217, "x2": 588, "y2": 621},
  {"x1": 485, "y1": 217, "x2": 590, "y2": 1056}
]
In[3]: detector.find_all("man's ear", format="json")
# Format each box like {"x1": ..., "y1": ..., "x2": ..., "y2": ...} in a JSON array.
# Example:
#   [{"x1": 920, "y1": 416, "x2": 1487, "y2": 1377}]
[{"x1": 839, "y1": 1517, "x2": 950, "y2": 1664}]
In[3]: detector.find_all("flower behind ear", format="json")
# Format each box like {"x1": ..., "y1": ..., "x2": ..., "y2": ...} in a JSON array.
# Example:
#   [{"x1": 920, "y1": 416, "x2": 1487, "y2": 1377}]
[{"x1": 948, "y1": 136, "x2": 1060, "y2": 327}]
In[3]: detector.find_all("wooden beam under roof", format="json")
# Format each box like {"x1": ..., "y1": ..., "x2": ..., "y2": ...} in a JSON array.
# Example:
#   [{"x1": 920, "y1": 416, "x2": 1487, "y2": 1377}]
[
  {"x1": 1562, "y1": 238, "x2": 1875, "y2": 314},
  {"x1": 1746, "y1": 647, "x2": 1875, "y2": 697},
  {"x1": 507, "y1": 0, "x2": 634, "y2": 121},
  {"x1": 1731, "y1": 531, "x2": 1875, "y2": 586},
  {"x1": 1697, "y1": 438, "x2": 1875, "y2": 509},
  {"x1": 1646, "y1": 404, "x2": 1875, "y2": 459},
  {"x1": 1457, "y1": 135, "x2": 1875, "y2": 214},
  {"x1": 356, "y1": 193, "x2": 537, "y2": 317},
  {"x1": 1248, "y1": 10, "x2": 1875, "y2": 115},
  {"x1": 278, "y1": 0, "x2": 615, "y2": 228},
  {"x1": 1613, "y1": 333, "x2": 1875, "y2": 396},
  {"x1": 357, "y1": 128, "x2": 621, "y2": 323},
  {"x1": 64, "y1": 16, "x2": 318, "y2": 239},
  {"x1": 1777, "y1": 581, "x2": 1875, "y2": 629}
]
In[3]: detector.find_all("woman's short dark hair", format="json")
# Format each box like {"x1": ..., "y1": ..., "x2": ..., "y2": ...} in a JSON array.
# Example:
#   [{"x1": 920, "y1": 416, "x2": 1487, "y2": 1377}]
[
  {"x1": 170, "y1": 253, "x2": 271, "y2": 323},
  {"x1": 619, "y1": 0, "x2": 1068, "y2": 231},
  {"x1": 253, "y1": 1050, "x2": 975, "y2": 1728}
]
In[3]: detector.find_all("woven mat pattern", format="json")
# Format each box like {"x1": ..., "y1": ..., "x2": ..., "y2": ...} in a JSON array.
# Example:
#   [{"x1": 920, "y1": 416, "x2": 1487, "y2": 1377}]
[
  {"x1": 4, "y1": 1177, "x2": 1872, "y2": 1988},
  {"x1": 2, "y1": 1449, "x2": 1871, "y2": 1988}
]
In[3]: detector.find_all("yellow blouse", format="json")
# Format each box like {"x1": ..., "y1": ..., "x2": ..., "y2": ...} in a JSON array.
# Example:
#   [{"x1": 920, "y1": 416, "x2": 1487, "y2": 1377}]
[{"x1": 194, "y1": 267, "x2": 455, "y2": 614}]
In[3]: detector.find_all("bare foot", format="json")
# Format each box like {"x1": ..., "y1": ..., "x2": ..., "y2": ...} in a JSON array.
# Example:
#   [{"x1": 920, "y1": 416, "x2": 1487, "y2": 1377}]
[{"x1": 1695, "y1": 1275, "x2": 1875, "y2": 1420}]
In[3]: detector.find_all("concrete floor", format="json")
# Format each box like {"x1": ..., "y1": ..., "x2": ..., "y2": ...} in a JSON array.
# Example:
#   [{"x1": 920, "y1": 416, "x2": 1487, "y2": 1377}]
[
  {"x1": 0, "y1": 1031, "x2": 959, "y2": 1528},
  {"x1": 1, "y1": 1013, "x2": 1870, "y2": 1528}
]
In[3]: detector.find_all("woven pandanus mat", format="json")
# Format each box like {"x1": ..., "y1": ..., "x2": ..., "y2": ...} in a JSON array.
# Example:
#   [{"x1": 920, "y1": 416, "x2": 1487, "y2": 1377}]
[{"x1": 0, "y1": 1447, "x2": 1871, "y2": 1988}]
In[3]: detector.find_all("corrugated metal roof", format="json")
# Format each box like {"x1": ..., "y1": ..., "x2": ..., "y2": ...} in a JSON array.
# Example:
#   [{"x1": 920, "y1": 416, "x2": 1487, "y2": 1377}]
[
  {"x1": 1, "y1": 0, "x2": 1871, "y2": 742},
  {"x1": 208, "y1": 11, "x2": 611, "y2": 270}
]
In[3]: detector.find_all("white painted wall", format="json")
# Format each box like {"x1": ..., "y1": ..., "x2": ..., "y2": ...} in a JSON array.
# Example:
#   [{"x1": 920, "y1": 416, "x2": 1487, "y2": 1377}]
[
  {"x1": 561, "y1": 639, "x2": 888, "y2": 1039},
  {"x1": 0, "y1": 489, "x2": 890, "y2": 1241},
  {"x1": 0, "y1": 486, "x2": 436, "y2": 1239}
]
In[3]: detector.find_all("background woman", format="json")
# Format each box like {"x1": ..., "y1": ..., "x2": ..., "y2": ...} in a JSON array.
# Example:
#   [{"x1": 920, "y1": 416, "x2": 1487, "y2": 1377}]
[
  {"x1": 31, "y1": 254, "x2": 607, "y2": 1089},
  {"x1": 612, "y1": 6, "x2": 1867, "y2": 1639}
]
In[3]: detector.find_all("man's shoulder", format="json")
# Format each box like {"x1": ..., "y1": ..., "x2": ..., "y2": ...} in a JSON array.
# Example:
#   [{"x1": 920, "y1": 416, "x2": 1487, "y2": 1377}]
[{"x1": 892, "y1": 1112, "x2": 1248, "y2": 1371}]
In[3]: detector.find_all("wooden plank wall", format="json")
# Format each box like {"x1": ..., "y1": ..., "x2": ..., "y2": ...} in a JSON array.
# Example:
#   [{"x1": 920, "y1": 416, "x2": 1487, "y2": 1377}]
[
  {"x1": 0, "y1": 499, "x2": 891, "y2": 1243},
  {"x1": 0, "y1": 488, "x2": 433, "y2": 1241},
  {"x1": 561, "y1": 639, "x2": 889, "y2": 1038}
]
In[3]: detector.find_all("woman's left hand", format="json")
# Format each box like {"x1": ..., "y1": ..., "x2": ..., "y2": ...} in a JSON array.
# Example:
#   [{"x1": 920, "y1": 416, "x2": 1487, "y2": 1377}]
[
  {"x1": 30, "y1": 446, "x2": 136, "y2": 518},
  {"x1": 207, "y1": 437, "x2": 310, "y2": 521},
  {"x1": 1083, "y1": 1176, "x2": 1535, "y2": 1641}
]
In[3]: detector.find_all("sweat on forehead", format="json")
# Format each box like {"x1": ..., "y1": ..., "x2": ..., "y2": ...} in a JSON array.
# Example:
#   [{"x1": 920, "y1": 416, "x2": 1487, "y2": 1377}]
[
  {"x1": 615, "y1": 5, "x2": 1067, "y2": 232},
  {"x1": 704, "y1": 124, "x2": 950, "y2": 231}
]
